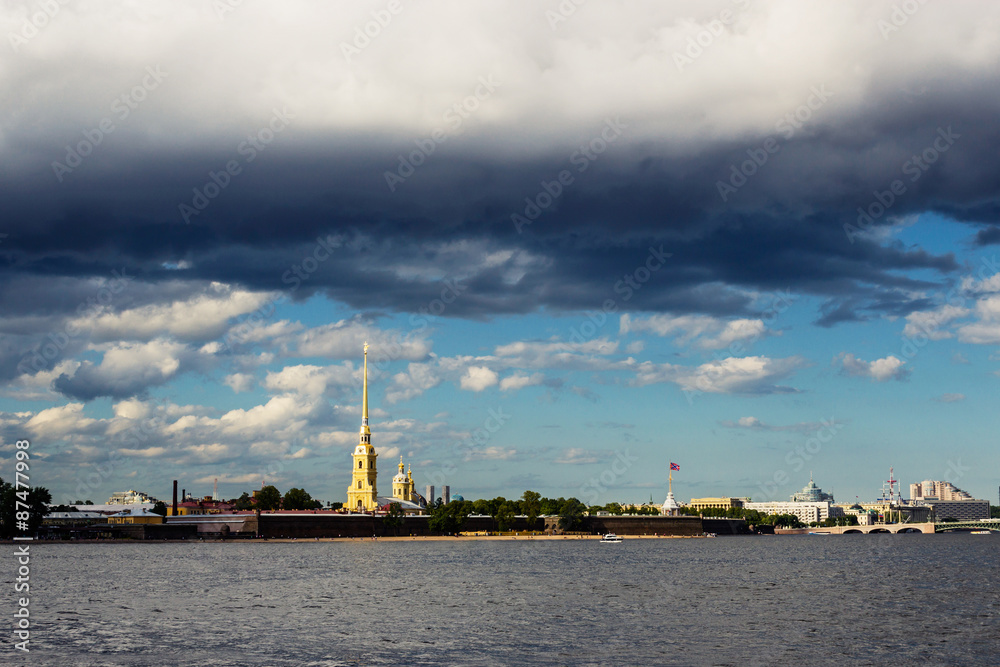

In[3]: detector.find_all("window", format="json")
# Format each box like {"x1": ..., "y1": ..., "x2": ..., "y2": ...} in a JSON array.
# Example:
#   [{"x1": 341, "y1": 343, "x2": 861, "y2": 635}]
[
  {"x1": 358, "y1": 481, "x2": 362, "y2": 489},
  {"x1": 358, "y1": 461, "x2": 362, "y2": 469}
]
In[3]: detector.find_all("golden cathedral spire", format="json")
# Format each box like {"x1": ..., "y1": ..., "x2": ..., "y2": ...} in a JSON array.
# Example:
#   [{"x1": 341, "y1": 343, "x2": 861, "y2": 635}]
[
  {"x1": 348, "y1": 343, "x2": 377, "y2": 511},
  {"x1": 361, "y1": 341, "x2": 370, "y2": 436}
]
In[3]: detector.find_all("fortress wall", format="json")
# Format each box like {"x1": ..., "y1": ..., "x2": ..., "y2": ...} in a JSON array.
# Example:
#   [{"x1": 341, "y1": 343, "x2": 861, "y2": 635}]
[{"x1": 582, "y1": 515, "x2": 703, "y2": 536}]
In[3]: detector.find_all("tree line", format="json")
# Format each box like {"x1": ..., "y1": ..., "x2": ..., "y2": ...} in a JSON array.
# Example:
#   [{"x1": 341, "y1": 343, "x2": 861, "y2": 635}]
[
  {"x1": 424, "y1": 492, "x2": 665, "y2": 534},
  {"x1": 0, "y1": 477, "x2": 51, "y2": 539},
  {"x1": 230, "y1": 485, "x2": 339, "y2": 511},
  {"x1": 678, "y1": 506, "x2": 860, "y2": 529}
]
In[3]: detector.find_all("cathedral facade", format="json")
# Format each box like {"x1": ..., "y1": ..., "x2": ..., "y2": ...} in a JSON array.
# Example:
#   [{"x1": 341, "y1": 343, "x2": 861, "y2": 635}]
[{"x1": 346, "y1": 344, "x2": 424, "y2": 512}]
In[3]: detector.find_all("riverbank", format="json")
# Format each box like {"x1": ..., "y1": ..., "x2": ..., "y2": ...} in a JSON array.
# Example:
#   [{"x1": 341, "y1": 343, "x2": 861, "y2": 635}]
[{"x1": 4, "y1": 533, "x2": 711, "y2": 544}]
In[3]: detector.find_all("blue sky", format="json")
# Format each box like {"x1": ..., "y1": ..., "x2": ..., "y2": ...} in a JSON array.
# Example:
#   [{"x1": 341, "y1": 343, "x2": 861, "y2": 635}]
[{"x1": 1, "y1": 1, "x2": 999, "y2": 507}]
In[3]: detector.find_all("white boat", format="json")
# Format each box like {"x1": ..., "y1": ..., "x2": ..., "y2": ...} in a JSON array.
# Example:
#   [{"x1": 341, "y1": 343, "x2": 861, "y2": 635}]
[
  {"x1": 970, "y1": 530, "x2": 992, "y2": 535},
  {"x1": 599, "y1": 533, "x2": 622, "y2": 543}
]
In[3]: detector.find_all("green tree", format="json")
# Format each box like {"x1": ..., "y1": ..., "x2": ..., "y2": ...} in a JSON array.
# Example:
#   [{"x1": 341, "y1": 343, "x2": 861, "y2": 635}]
[
  {"x1": 282, "y1": 487, "x2": 320, "y2": 510},
  {"x1": 540, "y1": 496, "x2": 564, "y2": 516},
  {"x1": 256, "y1": 485, "x2": 281, "y2": 511},
  {"x1": 234, "y1": 493, "x2": 255, "y2": 511},
  {"x1": 558, "y1": 498, "x2": 587, "y2": 532},
  {"x1": 429, "y1": 499, "x2": 472, "y2": 534},
  {"x1": 487, "y1": 496, "x2": 507, "y2": 517},
  {"x1": 496, "y1": 502, "x2": 516, "y2": 531},
  {"x1": 991, "y1": 505, "x2": 1000, "y2": 519},
  {"x1": 472, "y1": 498, "x2": 491, "y2": 516},
  {"x1": 521, "y1": 490, "x2": 541, "y2": 525},
  {"x1": 769, "y1": 513, "x2": 804, "y2": 529},
  {"x1": 0, "y1": 478, "x2": 51, "y2": 538},
  {"x1": 151, "y1": 501, "x2": 168, "y2": 517},
  {"x1": 382, "y1": 502, "x2": 404, "y2": 535}
]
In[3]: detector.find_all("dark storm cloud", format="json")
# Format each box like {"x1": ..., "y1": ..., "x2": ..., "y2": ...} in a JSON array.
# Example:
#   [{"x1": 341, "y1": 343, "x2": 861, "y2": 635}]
[
  {"x1": 2, "y1": 2, "x2": 998, "y2": 330},
  {"x1": 0, "y1": 110, "x2": 978, "y2": 325},
  {"x1": 974, "y1": 226, "x2": 1000, "y2": 246}
]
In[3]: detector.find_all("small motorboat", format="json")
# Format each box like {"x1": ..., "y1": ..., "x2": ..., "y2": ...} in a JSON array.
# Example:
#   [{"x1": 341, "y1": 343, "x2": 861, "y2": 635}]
[
  {"x1": 599, "y1": 533, "x2": 623, "y2": 543},
  {"x1": 970, "y1": 530, "x2": 992, "y2": 535}
]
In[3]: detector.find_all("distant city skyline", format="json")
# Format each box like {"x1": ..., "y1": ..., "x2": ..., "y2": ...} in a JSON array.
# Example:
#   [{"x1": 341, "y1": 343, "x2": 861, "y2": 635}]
[{"x1": 1, "y1": 2, "x2": 999, "y2": 508}]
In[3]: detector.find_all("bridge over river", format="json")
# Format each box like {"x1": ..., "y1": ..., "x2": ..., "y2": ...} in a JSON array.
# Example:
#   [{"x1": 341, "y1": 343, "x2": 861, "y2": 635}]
[
  {"x1": 934, "y1": 518, "x2": 1000, "y2": 533},
  {"x1": 795, "y1": 522, "x2": 935, "y2": 535},
  {"x1": 781, "y1": 519, "x2": 1000, "y2": 535}
]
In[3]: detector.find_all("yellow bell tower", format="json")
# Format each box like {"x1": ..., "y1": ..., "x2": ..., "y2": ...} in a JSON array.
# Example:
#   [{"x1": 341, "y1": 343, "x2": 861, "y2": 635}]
[
  {"x1": 392, "y1": 455, "x2": 410, "y2": 502},
  {"x1": 347, "y1": 343, "x2": 378, "y2": 511}
]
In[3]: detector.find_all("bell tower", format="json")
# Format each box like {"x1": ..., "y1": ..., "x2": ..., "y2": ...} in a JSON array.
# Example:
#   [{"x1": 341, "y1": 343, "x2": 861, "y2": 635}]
[
  {"x1": 392, "y1": 455, "x2": 409, "y2": 501},
  {"x1": 347, "y1": 342, "x2": 378, "y2": 511}
]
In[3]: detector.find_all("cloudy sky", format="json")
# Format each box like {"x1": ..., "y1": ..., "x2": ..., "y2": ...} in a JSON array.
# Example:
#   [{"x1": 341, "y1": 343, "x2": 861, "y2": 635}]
[{"x1": 2, "y1": 0, "x2": 999, "y2": 507}]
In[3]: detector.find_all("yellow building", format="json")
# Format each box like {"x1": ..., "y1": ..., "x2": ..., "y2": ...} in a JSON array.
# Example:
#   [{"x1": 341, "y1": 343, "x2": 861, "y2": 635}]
[
  {"x1": 108, "y1": 509, "x2": 164, "y2": 524},
  {"x1": 347, "y1": 343, "x2": 379, "y2": 512},
  {"x1": 392, "y1": 456, "x2": 417, "y2": 503},
  {"x1": 687, "y1": 497, "x2": 746, "y2": 511}
]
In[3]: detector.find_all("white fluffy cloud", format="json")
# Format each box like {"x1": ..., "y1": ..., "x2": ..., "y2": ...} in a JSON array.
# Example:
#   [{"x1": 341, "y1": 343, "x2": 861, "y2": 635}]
[
  {"x1": 10, "y1": 3, "x2": 994, "y2": 154},
  {"x1": 262, "y1": 363, "x2": 356, "y2": 397},
  {"x1": 460, "y1": 366, "x2": 499, "y2": 392},
  {"x1": 464, "y1": 446, "x2": 517, "y2": 462},
  {"x1": 719, "y1": 416, "x2": 838, "y2": 432},
  {"x1": 385, "y1": 362, "x2": 443, "y2": 403},
  {"x1": 957, "y1": 296, "x2": 1000, "y2": 345},
  {"x1": 499, "y1": 372, "x2": 545, "y2": 392},
  {"x1": 554, "y1": 448, "x2": 606, "y2": 465},
  {"x1": 292, "y1": 320, "x2": 431, "y2": 361},
  {"x1": 633, "y1": 355, "x2": 807, "y2": 394},
  {"x1": 53, "y1": 339, "x2": 204, "y2": 400},
  {"x1": 493, "y1": 338, "x2": 622, "y2": 370},
  {"x1": 26, "y1": 403, "x2": 101, "y2": 438},
  {"x1": 621, "y1": 313, "x2": 769, "y2": 350},
  {"x1": 218, "y1": 394, "x2": 325, "y2": 439},
  {"x1": 224, "y1": 373, "x2": 255, "y2": 393},
  {"x1": 723, "y1": 416, "x2": 766, "y2": 429},
  {"x1": 836, "y1": 353, "x2": 909, "y2": 382},
  {"x1": 902, "y1": 304, "x2": 969, "y2": 341},
  {"x1": 74, "y1": 284, "x2": 278, "y2": 343},
  {"x1": 0, "y1": 359, "x2": 80, "y2": 400}
]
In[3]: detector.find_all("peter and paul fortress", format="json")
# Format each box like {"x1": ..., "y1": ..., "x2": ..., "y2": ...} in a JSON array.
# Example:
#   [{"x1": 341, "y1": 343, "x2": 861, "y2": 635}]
[{"x1": 346, "y1": 343, "x2": 425, "y2": 513}]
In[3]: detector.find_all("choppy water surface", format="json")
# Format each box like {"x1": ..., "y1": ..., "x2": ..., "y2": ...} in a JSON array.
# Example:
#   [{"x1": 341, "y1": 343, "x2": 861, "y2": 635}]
[{"x1": 5, "y1": 534, "x2": 999, "y2": 666}]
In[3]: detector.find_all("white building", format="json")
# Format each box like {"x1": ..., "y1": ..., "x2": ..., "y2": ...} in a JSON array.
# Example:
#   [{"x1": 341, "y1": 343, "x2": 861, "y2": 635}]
[
  {"x1": 910, "y1": 480, "x2": 974, "y2": 502},
  {"x1": 107, "y1": 489, "x2": 157, "y2": 505},
  {"x1": 743, "y1": 501, "x2": 833, "y2": 523}
]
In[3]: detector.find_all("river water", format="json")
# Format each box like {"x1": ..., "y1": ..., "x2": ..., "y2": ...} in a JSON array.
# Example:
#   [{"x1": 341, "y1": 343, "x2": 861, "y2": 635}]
[{"x1": 5, "y1": 533, "x2": 998, "y2": 666}]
